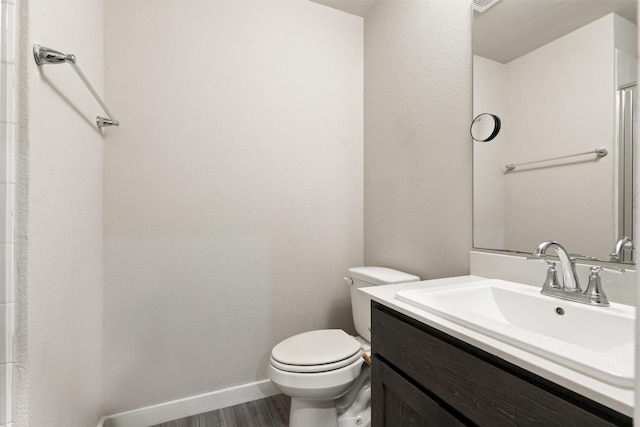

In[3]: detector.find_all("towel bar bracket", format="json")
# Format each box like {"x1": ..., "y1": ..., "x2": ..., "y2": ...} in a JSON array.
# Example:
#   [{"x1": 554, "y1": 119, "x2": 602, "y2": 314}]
[{"x1": 33, "y1": 43, "x2": 120, "y2": 129}]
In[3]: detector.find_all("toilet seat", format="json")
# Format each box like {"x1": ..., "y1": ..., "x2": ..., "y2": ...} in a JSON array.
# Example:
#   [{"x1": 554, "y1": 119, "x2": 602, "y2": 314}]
[
  {"x1": 270, "y1": 350, "x2": 364, "y2": 373},
  {"x1": 271, "y1": 329, "x2": 363, "y2": 373}
]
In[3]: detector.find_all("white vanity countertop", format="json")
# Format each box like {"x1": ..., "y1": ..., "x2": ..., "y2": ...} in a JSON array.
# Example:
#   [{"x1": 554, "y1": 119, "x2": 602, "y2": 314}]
[{"x1": 360, "y1": 275, "x2": 634, "y2": 417}]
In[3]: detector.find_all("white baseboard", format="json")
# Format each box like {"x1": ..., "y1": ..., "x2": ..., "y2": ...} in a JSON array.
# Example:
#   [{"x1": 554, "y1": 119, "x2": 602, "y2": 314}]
[{"x1": 100, "y1": 379, "x2": 279, "y2": 427}]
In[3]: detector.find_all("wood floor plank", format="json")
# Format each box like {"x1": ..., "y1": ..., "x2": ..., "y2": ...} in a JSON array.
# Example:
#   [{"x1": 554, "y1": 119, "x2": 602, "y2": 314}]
[
  {"x1": 195, "y1": 406, "x2": 238, "y2": 427},
  {"x1": 152, "y1": 416, "x2": 192, "y2": 427},
  {"x1": 233, "y1": 398, "x2": 276, "y2": 427},
  {"x1": 265, "y1": 394, "x2": 291, "y2": 426},
  {"x1": 148, "y1": 395, "x2": 289, "y2": 427}
]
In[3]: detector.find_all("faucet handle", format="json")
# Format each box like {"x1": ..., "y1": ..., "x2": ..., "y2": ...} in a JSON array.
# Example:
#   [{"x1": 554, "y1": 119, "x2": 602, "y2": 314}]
[
  {"x1": 584, "y1": 266, "x2": 623, "y2": 307},
  {"x1": 590, "y1": 265, "x2": 625, "y2": 275},
  {"x1": 542, "y1": 260, "x2": 561, "y2": 291},
  {"x1": 526, "y1": 255, "x2": 554, "y2": 265},
  {"x1": 527, "y1": 257, "x2": 562, "y2": 290},
  {"x1": 569, "y1": 254, "x2": 597, "y2": 262},
  {"x1": 526, "y1": 254, "x2": 558, "y2": 263},
  {"x1": 526, "y1": 256, "x2": 558, "y2": 268}
]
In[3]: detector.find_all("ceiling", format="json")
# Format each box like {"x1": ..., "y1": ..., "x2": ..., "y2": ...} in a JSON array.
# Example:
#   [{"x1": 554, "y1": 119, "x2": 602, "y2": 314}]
[
  {"x1": 310, "y1": 0, "x2": 375, "y2": 17},
  {"x1": 309, "y1": 0, "x2": 637, "y2": 64},
  {"x1": 474, "y1": 0, "x2": 638, "y2": 64}
]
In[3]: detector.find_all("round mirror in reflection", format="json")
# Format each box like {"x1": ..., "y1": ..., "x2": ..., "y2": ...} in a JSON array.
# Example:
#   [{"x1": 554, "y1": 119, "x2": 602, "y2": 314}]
[{"x1": 470, "y1": 113, "x2": 501, "y2": 142}]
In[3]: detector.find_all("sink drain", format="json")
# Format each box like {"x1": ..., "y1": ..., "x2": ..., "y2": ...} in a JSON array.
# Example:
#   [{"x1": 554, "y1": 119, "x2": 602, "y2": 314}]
[{"x1": 555, "y1": 307, "x2": 565, "y2": 315}]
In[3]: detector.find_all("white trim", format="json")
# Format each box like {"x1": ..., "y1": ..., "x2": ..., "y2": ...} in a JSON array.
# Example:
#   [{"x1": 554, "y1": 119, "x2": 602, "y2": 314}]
[
  {"x1": 100, "y1": 379, "x2": 279, "y2": 427},
  {"x1": 0, "y1": 0, "x2": 17, "y2": 424}
]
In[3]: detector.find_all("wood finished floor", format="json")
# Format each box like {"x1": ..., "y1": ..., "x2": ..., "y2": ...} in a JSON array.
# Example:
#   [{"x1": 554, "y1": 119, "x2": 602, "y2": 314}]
[{"x1": 149, "y1": 394, "x2": 291, "y2": 427}]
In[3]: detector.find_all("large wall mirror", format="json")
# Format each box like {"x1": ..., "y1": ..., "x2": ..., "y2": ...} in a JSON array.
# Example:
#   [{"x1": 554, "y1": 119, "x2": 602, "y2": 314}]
[{"x1": 473, "y1": 0, "x2": 637, "y2": 263}]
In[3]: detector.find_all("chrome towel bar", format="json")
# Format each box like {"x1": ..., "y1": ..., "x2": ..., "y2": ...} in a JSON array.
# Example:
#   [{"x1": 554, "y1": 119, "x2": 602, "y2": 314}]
[
  {"x1": 505, "y1": 148, "x2": 607, "y2": 171},
  {"x1": 33, "y1": 44, "x2": 119, "y2": 129}
]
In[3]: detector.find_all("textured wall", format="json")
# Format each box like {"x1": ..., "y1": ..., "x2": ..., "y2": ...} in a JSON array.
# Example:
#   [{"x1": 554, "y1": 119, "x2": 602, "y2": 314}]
[
  {"x1": 473, "y1": 55, "x2": 506, "y2": 250},
  {"x1": 503, "y1": 15, "x2": 616, "y2": 259},
  {"x1": 16, "y1": 0, "x2": 104, "y2": 426},
  {"x1": 364, "y1": 0, "x2": 473, "y2": 279},
  {"x1": 102, "y1": 0, "x2": 363, "y2": 414}
]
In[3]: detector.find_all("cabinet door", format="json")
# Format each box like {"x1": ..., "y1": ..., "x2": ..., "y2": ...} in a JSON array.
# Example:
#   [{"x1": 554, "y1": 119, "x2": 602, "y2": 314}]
[
  {"x1": 372, "y1": 356, "x2": 467, "y2": 427},
  {"x1": 372, "y1": 303, "x2": 632, "y2": 427}
]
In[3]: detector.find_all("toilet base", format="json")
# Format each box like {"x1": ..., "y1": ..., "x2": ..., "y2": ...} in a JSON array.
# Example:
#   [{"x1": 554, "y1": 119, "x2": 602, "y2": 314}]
[{"x1": 289, "y1": 398, "x2": 338, "y2": 427}]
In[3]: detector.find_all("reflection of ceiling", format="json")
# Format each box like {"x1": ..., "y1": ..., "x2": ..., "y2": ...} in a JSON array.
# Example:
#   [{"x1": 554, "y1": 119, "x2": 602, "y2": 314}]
[
  {"x1": 310, "y1": 0, "x2": 375, "y2": 17},
  {"x1": 474, "y1": 0, "x2": 637, "y2": 64}
]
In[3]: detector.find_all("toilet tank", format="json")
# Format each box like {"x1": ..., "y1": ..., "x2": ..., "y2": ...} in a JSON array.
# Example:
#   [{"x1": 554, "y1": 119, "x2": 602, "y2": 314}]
[{"x1": 346, "y1": 267, "x2": 419, "y2": 342}]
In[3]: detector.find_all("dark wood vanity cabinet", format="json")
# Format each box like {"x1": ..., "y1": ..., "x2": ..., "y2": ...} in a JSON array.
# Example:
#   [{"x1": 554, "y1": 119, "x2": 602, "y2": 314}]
[{"x1": 370, "y1": 302, "x2": 632, "y2": 427}]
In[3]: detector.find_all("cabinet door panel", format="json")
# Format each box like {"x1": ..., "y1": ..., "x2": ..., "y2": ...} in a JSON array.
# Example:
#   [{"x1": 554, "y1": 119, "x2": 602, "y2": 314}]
[
  {"x1": 372, "y1": 356, "x2": 466, "y2": 427},
  {"x1": 372, "y1": 304, "x2": 630, "y2": 427}
]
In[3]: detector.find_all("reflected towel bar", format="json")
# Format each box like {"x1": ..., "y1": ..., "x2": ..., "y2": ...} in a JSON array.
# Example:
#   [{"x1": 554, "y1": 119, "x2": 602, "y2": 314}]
[
  {"x1": 33, "y1": 44, "x2": 119, "y2": 129},
  {"x1": 505, "y1": 148, "x2": 607, "y2": 171}
]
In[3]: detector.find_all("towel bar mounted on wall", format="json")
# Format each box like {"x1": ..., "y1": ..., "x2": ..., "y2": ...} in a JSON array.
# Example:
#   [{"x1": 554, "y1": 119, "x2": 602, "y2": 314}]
[
  {"x1": 33, "y1": 44, "x2": 119, "y2": 129},
  {"x1": 505, "y1": 148, "x2": 607, "y2": 171}
]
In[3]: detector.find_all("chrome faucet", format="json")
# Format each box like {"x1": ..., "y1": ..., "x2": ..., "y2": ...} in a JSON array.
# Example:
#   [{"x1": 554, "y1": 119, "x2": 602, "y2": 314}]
[
  {"x1": 530, "y1": 241, "x2": 624, "y2": 307},
  {"x1": 610, "y1": 237, "x2": 634, "y2": 262},
  {"x1": 532, "y1": 241, "x2": 581, "y2": 292}
]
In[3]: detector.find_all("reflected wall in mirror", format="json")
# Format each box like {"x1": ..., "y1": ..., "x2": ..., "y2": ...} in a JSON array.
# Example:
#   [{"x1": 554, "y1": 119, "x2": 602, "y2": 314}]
[{"x1": 473, "y1": 0, "x2": 637, "y2": 263}]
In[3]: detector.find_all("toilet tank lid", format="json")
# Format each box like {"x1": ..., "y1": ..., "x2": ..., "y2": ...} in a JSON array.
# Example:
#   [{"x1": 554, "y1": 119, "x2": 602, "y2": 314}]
[{"x1": 347, "y1": 267, "x2": 419, "y2": 286}]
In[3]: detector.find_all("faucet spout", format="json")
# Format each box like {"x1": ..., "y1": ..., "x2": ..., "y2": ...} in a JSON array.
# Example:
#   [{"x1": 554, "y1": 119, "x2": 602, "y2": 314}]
[
  {"x1": 532, "y1": 241, "x2": 616, "y2": 307},
  {"x1": 533, "y1": 241, "x2": 581, "y2": 292},
  {"x1": 610, "y1": 237, "x2": 633, "y2": 262}
]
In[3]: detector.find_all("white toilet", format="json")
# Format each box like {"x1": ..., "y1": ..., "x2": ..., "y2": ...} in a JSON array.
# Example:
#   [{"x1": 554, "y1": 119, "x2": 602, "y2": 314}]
[{"x1": 268, "y1": 267, "x2": 420, "y2": 427}]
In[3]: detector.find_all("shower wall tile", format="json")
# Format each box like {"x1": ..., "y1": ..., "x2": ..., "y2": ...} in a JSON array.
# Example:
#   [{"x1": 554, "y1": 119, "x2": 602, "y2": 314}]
[
  {"x1": 0, "y1": 125, "x2": 7, "y2": 181},
  {"x1": 2, "y1": 246, "x2": 13, "y2": 304},
  {"x1": 0, "y1": 363, "x2": 14, "y2": 424},
  {"x1": 0, "y1": 186, "x2": 6, "y2": 245},
  {"x1": 3, "y1": 363, "x2": 11, "y2": 423},
  {"x1": 0, "y1": 0, "x2": 14, "y2": 422},
  {"x1": 0, "y1": 63, "x2": 7, "y2": 121},
  {"x1": 3, "y1": 303, "x2": 12, "y2": 364},
  {"x1": 0, "y1": 185, "x2": 15, "y2": 243},
  {"x1": 0, "y1": 302, "x2": 11, "y2": 367},
  {"x1": 0, "y1": 363, "x2": 5, "y2": 424},
  {"x1": 0, "y1": 305, "x2": 4, "y2": 365},
  {"x1": 0, "y1": 63, "x2": 15, "y2": 123},
  {"x1": 0, "y1": 123, "x2": 16, "y2": 183},
  {"x1": 2, "y1": 186, "x2": 14, "y2": 242},
  {"x1": 4, "y1": 135, "x2": 14, "y2": 184},
  {"x1": 0, "y1": 2, "x2": 15, "y2": 65},
  {"x1": 0, "y1": 2, "x2": 7, "y2": 65},
  {"x1": 0, "y1": 246, "x2": 5, "y2": 305}
]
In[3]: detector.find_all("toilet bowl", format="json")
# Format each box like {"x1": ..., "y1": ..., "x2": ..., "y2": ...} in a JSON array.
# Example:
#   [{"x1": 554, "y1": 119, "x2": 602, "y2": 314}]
[
  {"x1": 268, "y1": 267, "x2": 420, "y2": 427},
  {"x1": 269, "y1": 329, "x2": 364, "y2": 399}
]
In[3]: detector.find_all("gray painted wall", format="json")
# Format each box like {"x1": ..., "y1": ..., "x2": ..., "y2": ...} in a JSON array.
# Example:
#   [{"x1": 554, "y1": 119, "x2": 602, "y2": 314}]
[
  {"x1": 102, "y1": 0, "x2": 363, "y2": 414},
  {"x1": 364, "y1": 0, "x2": 473, "y2": 279},
  {"x1": 17, "y1": 1, "x2": 104, "y2": 426}
]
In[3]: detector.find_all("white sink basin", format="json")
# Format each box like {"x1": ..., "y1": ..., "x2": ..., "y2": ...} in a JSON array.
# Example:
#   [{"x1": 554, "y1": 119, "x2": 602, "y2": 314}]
[{"x1": 395, "y1": 279, "x2": 635, "y2": 388}]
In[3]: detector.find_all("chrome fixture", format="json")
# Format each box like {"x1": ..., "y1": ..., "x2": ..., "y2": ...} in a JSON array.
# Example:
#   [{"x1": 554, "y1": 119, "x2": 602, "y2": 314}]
[
  {"x1": 33, "y1": 44, "x2": 119, "y2": 129},
  {"x1": 530, "y1": 241, "x2": 623, "y2": 307},
  {"x1": 505, "y1": 148, "x2": 607, "y2": 171},
  {"x1": 532, "y1": 241, "x2": 581, "y2": 293},
  {"x1": 610, "y1": 237, "x2": 634, "y2": 262}
]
